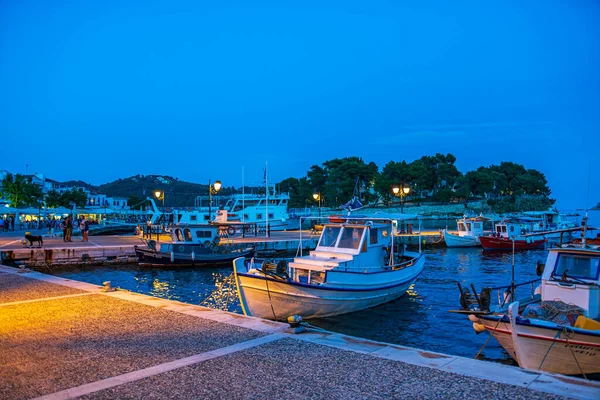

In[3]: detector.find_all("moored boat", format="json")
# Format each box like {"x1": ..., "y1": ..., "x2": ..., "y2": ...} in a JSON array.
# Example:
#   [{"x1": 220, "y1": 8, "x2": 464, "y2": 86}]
[
  {"x1": 232, "y1": 217, "x2": 425, "y2": 321},
  {"x1": 465, "y1": 234, "x2": 600, "y2": 376},
  {"x1": 443, "y1": 216, "x2": 488, "y2": 247},
  {"x1": 134, "y1": 223, "x2": 255, "y2": 267},
  {"x1": 478, "y1": 220, "x2": 546, "y2": 251}
]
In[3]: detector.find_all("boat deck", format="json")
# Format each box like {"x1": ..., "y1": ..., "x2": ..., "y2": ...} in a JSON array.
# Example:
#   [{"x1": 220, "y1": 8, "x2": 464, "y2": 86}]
[{"x1": 1, "y1": 264, "x2": 598, "y2": 400}]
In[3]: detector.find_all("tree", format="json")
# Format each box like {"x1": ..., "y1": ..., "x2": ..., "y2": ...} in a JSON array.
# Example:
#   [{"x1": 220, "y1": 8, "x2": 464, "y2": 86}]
[
  {"x1": 374, "y1": 161, "x2": 411, "y2": 204},
  {"x1": 305, "y1": 157, "x2": 378, "y2": 207},
  {"x1": 0, "y1": 173, "x2": 43, "y2": 207},
  {"x1": 45, "y1": 190, "x2": 63, "y2": 208},
  {"x1": 58, "y1": 188, "x2": 88, "y2": 208}
]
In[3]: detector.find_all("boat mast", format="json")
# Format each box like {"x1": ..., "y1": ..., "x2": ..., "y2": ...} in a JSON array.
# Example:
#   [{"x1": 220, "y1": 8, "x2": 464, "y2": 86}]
[{"x1": 265, "y1": 161, "x2": 269, "y2": 238}]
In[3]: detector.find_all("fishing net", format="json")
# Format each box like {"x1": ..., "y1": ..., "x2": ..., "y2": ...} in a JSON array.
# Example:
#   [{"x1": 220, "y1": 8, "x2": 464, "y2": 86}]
[{"x1": 522, "y1": 300, "x2": 584, "y2": 326}]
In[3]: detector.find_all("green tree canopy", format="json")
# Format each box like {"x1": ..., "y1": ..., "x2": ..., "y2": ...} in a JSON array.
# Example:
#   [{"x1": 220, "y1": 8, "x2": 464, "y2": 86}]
[{"x1": 0, "y1": 173, "x2": 43, "y2": 207}]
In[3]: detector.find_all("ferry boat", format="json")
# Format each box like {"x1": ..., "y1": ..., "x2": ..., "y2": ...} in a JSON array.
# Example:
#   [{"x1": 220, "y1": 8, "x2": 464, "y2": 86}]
[
  {"x1": 232, "y1": 217, "x2": 425, "y2": 321},
  {"x1": 134, "y1": 224, "x2": 255, "y2": 267},
  {"x1": 151, "y1": 185, "x2": 300, "y2": 234}
]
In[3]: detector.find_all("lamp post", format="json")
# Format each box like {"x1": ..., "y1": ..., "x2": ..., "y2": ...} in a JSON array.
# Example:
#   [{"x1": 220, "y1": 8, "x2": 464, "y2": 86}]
[
  {"x1": 392, "y1": 184, "x2": 411, "y2": 232},
  {"x1": 154, "y1": 190, "x2": 165, "y2": 225},
  {"x1": 208, "y1": 179, "x2": 222, "y2": 222},
  {"x1": 312, "y1": 192, "x2": 321, "y2": 219},
  {"x1": 392, "y1": 184, "x2": 411, "y2": 214}
]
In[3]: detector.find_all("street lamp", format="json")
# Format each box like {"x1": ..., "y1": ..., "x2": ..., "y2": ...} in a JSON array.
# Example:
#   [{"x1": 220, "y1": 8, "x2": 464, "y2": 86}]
[
  {"x1": 392, "y1": 184, "x2": 410, "y2": 233},
  {"x1": 312, "y1": 192, "x2": 321, "y2": 219},
  {"x1": 154, "y1": 190, "x2": 165, "y2": 223},
  {"x1": 208, "y1": 179, "x2": 222, "y2": 221}
]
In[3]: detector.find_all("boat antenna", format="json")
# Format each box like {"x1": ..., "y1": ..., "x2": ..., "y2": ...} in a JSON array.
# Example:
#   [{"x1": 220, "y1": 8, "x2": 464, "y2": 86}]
[
  {"x1": 582, "y1": 163, "x2": 591, "y2": 247},
  {"x1": 511, "y1": 237, "x2": 516, "y2": 300},
  {"x1": 242, "y1": 166, "x2": 245, "y2": 225}
]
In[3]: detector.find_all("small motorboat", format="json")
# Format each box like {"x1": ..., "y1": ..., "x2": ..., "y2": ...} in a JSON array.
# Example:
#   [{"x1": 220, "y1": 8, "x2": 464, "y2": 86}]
[
  {"x1": 478, "y1": 220, "x2": 546, "y2": 251},
  {"x1": 134, "y1": 223, "x2": 255, "y2": 267},
  {"x1": 443, "y1": 216, "x2": 489, "y2": 247},
  {"x1": 232, "y1": 217, "x2": 425, "y2": 321}
]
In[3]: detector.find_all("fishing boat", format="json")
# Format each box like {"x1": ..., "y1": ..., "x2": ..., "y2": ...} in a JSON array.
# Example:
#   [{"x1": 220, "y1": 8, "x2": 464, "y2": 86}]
[
  {"x1": 478, "y1": 220, "x2": 546, "y2": 251},
  {"x1": 134, "y1": 224, "x2": 255, "y2": 267},
  {"x1": 232, "y1": 217, "x2": 425, "y2": 321},
  {"x1": 457, "y1": 219, "x2": 600, "y2": 376},
  {"x1": 474, "y1": 241, "x2": 600, "y2": 376},
  {"x1": 442, "y1": 216, "x2": 488, "y2": 247}
]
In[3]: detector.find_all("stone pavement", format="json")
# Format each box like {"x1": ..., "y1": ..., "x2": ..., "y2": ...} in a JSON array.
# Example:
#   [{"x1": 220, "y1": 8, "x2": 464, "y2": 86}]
[{"x1": 1, "y1": 265, "x2": 598, "y2": 400}]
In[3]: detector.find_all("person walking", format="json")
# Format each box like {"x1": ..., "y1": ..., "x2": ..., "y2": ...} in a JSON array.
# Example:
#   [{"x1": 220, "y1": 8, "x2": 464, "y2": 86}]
[
  {"x1": 60, "y1": 218, "x2": 67, "y2": 242},
  {"x1": 80, "y1": 216, "x2": 89, "y2": 242}
]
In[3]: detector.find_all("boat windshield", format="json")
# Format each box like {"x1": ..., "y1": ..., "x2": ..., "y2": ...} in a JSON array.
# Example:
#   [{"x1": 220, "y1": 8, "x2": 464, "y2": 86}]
[
  {"x1": 338, "y1": 227, "x2": 365, "y2": 250},
  {"x1": 319, "y1": 226, "x2": 341, "y2": 247},
  {"x1": 553, "y1": 254, "x2": 600, "y2": 280}
]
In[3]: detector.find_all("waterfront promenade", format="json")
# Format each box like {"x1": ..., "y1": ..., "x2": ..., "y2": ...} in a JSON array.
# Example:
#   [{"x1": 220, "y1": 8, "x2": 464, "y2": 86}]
[{"x1": 1, "y1": 264, "x2": 599, "y2": 399}]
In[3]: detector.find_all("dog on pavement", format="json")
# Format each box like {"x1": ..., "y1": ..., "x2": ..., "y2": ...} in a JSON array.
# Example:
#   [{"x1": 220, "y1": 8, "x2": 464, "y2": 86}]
[{"x1": 24, "y1": 232, "x2": 44, "y2": 247}]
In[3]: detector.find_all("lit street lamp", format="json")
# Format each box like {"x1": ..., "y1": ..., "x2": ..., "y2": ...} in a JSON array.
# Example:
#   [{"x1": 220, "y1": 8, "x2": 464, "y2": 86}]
[
  {"x1": 208, "y1": 180, "x2": 222, "y2": 221},
  {"x1": 392, "y1": 184, "x2": 411, "y2": 232},
  {"x1": 392, "y1": 184, "x2": 411, "y2": 214},
  {"x1": 313, "y1": 192, "x2": 322, "y2": 219},
  {"x1": 154, "y1": 190, "x2": 165, "y2": 224}
]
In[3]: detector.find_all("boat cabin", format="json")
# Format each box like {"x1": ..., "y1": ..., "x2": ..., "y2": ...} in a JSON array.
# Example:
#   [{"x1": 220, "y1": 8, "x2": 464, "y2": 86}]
[
  {"x1": 457, "y1": 217, "x2": 485, "y2": 237},
  {"x1": 541, "y1": 248, "x2": 600, "y2": 318},
  {"x1": 493, "y1": 221, "x2": 527, "y2": 238},
  {"x1": 287, "y1": 221, "x2": 402, "y2": 285},
  {"x1": 170, "y1": 224, "x2": 221, "y2": 246}
]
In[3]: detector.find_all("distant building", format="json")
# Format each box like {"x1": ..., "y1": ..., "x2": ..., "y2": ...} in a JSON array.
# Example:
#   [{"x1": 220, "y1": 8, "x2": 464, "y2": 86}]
[{"x1": 106, "y1": 197, "x2": 130, "y2": 210}]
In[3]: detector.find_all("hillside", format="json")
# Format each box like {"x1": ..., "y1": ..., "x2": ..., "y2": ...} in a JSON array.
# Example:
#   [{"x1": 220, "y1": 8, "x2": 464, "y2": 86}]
[{"x1": 96, "y1": 175, "x2": 236, "y2": 208}]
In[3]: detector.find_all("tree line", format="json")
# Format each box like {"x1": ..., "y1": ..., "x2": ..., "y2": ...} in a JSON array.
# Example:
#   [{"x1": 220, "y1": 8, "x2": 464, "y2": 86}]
[
  {"x1": 1, "y1": 155, "x2": 555, "y2": 213},
  {"x1": 0, "y1": 173, "x2": 88, "y2": 209},
  {"x1": 278, "y1": 154, "x2": 555, "y2": 213}
]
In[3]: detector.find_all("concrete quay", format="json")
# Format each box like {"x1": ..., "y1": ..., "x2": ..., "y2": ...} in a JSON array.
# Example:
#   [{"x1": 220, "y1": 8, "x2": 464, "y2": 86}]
[
  {"x1": 0, "y1": 231, "x2": 319, "y2": 268},
  {"x1": 1, "y1": 264, "x2": 599, "y2": 400}
]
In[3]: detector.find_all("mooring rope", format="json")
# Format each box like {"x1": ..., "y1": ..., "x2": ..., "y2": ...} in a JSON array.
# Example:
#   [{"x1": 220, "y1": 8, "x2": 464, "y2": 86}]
[
  {"x1": 563, "y1": 328, "x2": 588, "y2": 380},
  {"x1": 474, "y1": 317, "x2": 503, "y2": 359}
]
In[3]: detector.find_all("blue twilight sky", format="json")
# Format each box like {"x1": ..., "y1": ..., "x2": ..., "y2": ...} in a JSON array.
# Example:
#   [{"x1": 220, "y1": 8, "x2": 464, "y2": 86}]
[{"x1": 1, "y1": 1, "x2": 599, "y2": 209}]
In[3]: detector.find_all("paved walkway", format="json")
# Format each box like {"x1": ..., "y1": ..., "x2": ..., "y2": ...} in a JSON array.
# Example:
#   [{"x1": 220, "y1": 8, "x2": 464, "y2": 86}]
[{"x1": 1, "y1": 265, "x2": 598, "y2": 399}]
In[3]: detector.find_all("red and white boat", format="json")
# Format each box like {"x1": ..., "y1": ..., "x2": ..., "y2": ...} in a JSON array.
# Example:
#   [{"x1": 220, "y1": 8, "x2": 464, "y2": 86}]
[{"x1": 478, "y1": 220, "x2": 546, "y2": 251}]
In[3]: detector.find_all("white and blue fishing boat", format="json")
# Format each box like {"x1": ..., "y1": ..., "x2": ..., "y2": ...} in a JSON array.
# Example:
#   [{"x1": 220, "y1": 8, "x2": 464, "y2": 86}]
[{"x1": 232, "y1": 217, "x2": 425, "y2": 321}]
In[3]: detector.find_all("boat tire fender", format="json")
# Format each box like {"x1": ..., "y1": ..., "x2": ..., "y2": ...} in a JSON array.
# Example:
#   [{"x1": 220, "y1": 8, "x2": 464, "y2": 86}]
[
  {"x1": 203, "y1": 240, "x2": 211, "y2": 248},
  {"x1": 227, "y1": 226, "x2": 236, "y2": 236},
  {"x1": 212, "y1": 236, "x2": 221, "y2": 245}
]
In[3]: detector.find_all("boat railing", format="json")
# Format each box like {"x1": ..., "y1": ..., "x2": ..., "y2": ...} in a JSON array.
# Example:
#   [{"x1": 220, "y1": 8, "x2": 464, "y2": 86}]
[
  {"x1": 490, "y1": 278, "x2": 541, "y2": 309},
  {"x1": 458, "y1": 278, "x2": 541, "y2": 312}
]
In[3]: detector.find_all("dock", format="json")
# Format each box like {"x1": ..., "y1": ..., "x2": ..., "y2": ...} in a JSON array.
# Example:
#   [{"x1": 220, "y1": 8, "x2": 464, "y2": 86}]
[
  {"x1": 1, "y1": 264, "x2": 598, "y2": 399},
  {"x1": 0, "y1": 231, "x2": 320, "y2": 268}
]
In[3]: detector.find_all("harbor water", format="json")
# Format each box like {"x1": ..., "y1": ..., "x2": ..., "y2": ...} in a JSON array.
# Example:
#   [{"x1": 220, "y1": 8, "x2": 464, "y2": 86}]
[
  {"x1": 47, "y1": 210, "x2": 598, "y2": 365},
  {"x1": 47, "y1": 227, "x2": 559, "y2": 366}
]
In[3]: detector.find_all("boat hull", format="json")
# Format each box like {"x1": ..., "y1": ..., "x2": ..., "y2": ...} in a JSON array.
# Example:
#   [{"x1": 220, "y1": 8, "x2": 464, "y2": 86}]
[
  {"x1": 442, "y1": 229, "x2": 480, "y2": 247},
  {"x1": 479, "y1": 236, "x2": 546, "y2": 251},
  {"x1": 233, "y1": 256, "x2": 424, "y2": 320},
  {"x1": 480, "y1": 313, "x2": 600, "y2": 375},
  {"x1": 135, "y1": 247, "x2": 255, "y2": 267}
]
